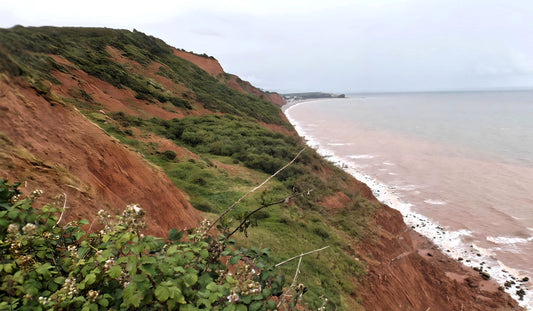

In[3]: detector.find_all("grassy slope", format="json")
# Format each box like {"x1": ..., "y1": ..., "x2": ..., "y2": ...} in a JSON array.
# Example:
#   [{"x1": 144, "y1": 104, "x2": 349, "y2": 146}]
[{"x1": 0, "y1": 26, "x2": 379, "y2": 310}]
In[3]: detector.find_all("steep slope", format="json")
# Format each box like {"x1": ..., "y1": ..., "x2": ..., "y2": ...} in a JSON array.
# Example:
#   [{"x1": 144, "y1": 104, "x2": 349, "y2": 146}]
[
  {"x1": 172, "y1": 48, "x2": 286, "y2": 107},
  {"x1": 0, "y1": 26, "x2": 522, "y2": 310},
  {"x1": 0, "y1": 74, "x2": 201, "y2": 237}
]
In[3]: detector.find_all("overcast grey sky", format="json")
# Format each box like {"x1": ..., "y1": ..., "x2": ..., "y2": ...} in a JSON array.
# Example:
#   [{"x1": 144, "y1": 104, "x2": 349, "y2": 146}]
[{"x1": 2, "y1": 0, "x2": 533, "y2": 93}]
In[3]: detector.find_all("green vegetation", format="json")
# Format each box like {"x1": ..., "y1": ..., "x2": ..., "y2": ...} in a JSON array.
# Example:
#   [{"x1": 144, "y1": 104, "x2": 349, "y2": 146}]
[
  {"x1": 282, "y1": 92, "x2": 345, "y2": 100},
  {"x1": 0, "y1": 180, "x2": 294, "y2": 310},
  {"x1": 151, "y1": 115, "x2": 301, "y2": 175},
  {"x1": 86, "y1": 111, "x2": 375, "y2": 309},
  {"x1": 0, "y1": 26, "x2": 379, "y2": 309},
  {"x1": 0, "y1": 26, "x2": 284, "y2": 124}
]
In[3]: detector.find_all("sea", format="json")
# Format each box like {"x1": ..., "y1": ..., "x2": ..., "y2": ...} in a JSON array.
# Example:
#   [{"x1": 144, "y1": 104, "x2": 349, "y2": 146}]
[{"x1": 284, "y1": 91, "x2": 533, "y2": 309}]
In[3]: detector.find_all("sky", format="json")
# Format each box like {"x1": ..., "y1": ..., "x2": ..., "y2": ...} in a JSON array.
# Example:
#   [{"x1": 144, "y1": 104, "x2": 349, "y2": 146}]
[{"x1": 2, "y1": 0, "x2": 533, "y2": 93}]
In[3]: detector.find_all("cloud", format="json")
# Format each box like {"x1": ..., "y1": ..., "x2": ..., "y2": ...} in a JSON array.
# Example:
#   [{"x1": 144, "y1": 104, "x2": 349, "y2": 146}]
[{"x1": 2, "y1": 0, "x2": 533, "y2": 92}]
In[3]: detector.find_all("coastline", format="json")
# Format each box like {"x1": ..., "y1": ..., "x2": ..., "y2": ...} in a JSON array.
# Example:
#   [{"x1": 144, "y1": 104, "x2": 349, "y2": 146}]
[
  {"x1": 280, "y1": 98, "x2": 313, "y2": 113},
  {"x1": 283, "y1": 99, "x2": 530, "y2": 310}
]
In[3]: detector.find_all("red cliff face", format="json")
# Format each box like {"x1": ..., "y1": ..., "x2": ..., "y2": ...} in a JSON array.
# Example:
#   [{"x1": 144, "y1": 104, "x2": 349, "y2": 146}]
[
  {"x1": 317, "y1": 174, "x2": 521, "y2": 310},
  {"x1": 0, "y1": 37, "x2": 519, "y2": 309},
  {"x1": 0, "y1": 76, "x2": 202, "y2": 237},
  {"x1": 172, "y1": 49, "x2": 286, "y2": 107},
  {"x1": 356, "y1": 205, "x2": 521, "y2": 311},
  {"x1": 173, "y1": 49, "x2": 225, "y2": 78}
]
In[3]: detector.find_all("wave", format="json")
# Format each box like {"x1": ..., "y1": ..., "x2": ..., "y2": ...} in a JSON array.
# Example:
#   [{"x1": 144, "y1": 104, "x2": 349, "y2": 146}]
[
  {"x1": 424, "y1": 199, "x2": 447, "y2": 205},
  {"x1": 391, "y1": 184, "x2": 421, "y2": 191},
  {"x1": 487, "y1": 235, "x2": 533, "y2": 245},
  {"x1": 285, "y1": 102, "x2": 533, "y2": 310},
  {"x1": 328, "y1": 142, "x2": 351, "y2": 146},
  {"x1": 348, "y1": 154, "x2": 375, "y2": 159}
]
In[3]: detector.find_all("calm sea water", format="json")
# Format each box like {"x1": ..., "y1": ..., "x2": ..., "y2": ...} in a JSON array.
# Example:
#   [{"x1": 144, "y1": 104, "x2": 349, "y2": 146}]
[{"x1": 284, "y1": 91, "x2": 533, "y2": 308}]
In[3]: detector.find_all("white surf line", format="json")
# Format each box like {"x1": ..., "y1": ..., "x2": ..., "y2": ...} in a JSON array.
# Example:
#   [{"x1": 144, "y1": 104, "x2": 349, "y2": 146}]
[{"x1": 284, "y1": 105, "x2": 532, "y2": 309}]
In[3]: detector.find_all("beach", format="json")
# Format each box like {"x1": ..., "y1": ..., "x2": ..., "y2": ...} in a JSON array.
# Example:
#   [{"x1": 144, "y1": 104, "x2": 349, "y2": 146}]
[{"x1": 284, "y1": 93, "x2": 533, "y2": 309}]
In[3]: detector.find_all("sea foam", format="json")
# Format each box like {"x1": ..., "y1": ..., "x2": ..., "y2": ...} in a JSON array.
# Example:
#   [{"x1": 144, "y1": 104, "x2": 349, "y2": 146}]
[
  {"x1": 284, "y1": 103, "x2": 533, "y2": 310},
  {"x1": 487, "y1": 235, "x2": 533, "y2": 245},
  {"x1": 424, "y1": 199, "x2": 447, "y2": 205},
  {"x1": 348, "y1": 154, "x2": 375, "y2": 159}
]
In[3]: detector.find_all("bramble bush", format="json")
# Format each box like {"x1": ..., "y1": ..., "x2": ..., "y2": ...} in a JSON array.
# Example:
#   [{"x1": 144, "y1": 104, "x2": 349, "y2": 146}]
[{"x1": 0, "y1": 179, "x2": 297, "y2": 310}]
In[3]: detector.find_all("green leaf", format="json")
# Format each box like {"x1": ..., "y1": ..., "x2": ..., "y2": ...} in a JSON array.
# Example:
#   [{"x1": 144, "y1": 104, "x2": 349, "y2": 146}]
[
  {"x1": 197, "y1": 298, "x2": 211, "y2": 308},
  {"x1": 168, "y1": 286, "x2": 184, "y2": 302},
  {"x1": 126, "y1": 256, "x2": 138, "y2": 274},
  {"x1": 13, "y1": 271, "x2": 24, "y2": 284},
  {"x1": 241, "y1": 295, "x2": 252, "y2": 304},
  {"x1": 79, "y1": 219, "x2": 89, "y2": 225},
  {"x1": 73, "y1": 231, "x2": 84, "y2": 240},
  {"x1": 3, "y1": 263, "x2": 13, "y2": 273},
  {"x1": 107, "y1": 265, "x2": 122, "y2": 278},
  {"x1": 168, "y1": 228, "x2": 184, "y2": 241},
  {"x1": 184, "y1": 273, "x2": 198, "y2": 287},
  {"x1": 267, "y1": 300, "x2": 276, "y2": 310},
  {"x1": 174, "y1": 290, "x2": 186, "y2": 304},
  {"x1": 235, "y1": 304, "x2": 247, "y2": 311},
  {"x1": 54, "y1": 276, "x2": 66, "y2": 284},
  {"x1": 249, "y1": 301, "x2": 263, "y2": 311},
  {"x1": 123, "y1": 284, "x2": 142, "y2": 308},
  {"x1": 155, "y1": 285, "x2": 170, "y2": 302},
  {"x1": 206, "y1": 282, "x2": 218, "y2": 292},
  {"x1": 142, "y1": 256, "x2": 157, "y2": 264},
  {"x1": 78, "y1": 246, "x2": 90, "y2": 258},
  {"x1": 166, "y1": 245, "x2": 178, "y2": 255},
  {"x1": 35, "y1": 263, "x2": 53, "y2": 278},
  {"x1": 36, "y1": 250, "x2": 48, "y2": 260},
  {"x1": 85, "y1": 273, "x2": 96, "y2": 285},
  {"x1": 141, "y1": 263, "x2": 156, "y2": 276},
  {"x1": 262, "y1": 288, "x2": 271, "y2": 297},
  {"x1": 23, "y1": 281, "x2": 40, "y2": 296},
  {"x1": 7, "y1": 209, "x2": 18, "y2": 219},
  {"x1": 0, "y1": 218, "x2": 8, "y2": 228},
  {"x1": 229, "y1": 255, "x2": 241, "y2": 265},
  {"x1": 224, "y1": 304, "x2": 236, "y2": 311},
  {"x1": 199, "y1": 249, "x2": 209, "y2": 259},
  {"x1": 47, "y1": 281, "x2": 58, "y2": 292},
  {"x1": 98, "y1": 298, "x2": 109, "y2": 307}
]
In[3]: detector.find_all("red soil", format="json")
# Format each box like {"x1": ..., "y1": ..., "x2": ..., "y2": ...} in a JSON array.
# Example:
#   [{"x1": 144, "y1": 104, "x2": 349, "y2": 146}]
[
  {"x1": 173, "y1": 49, "x2": 224, "y2": 78},
  {"x1": 0, "y1": 43, "x2": 519, "y2": 309},
  {"x1": 171, "y1": 49, "x2": 286, "y2": 108},
  {"x1": 0, "y1": 76, "x2": 201, "y2": 237},
  {"x1": 313, "y1": 167, "x2": 521, "y2": 309},
  {"x1": 319, "y1": 191, "x2": 352, "y2": 210},
  {"x1": 345, "y1": 192, "x2": 521, "y2": 310},
  {"x1": 137, "y1": 132, "x2": 199, "y2": 161}
]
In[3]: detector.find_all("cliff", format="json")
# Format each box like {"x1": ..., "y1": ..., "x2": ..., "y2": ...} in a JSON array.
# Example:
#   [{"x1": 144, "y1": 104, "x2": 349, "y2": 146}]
[
  {"x1": 0, "y1": 74, "x2": 201, "y2": 237},
  {"x1": 0, "y1": 26, "x2": 521, "y2": 310},
  {"x1": 172, "y1": 48, "x2": 285, "y2": 107}
]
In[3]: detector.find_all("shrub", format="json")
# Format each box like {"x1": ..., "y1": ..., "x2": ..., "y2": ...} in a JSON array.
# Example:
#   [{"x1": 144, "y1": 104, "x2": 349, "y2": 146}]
[
  {"x1": 0, "y1": 180, "x2": 289, "y2": 310},
  {"x1": 161, "y1": 150, "x2": 177, "y2": 161}
]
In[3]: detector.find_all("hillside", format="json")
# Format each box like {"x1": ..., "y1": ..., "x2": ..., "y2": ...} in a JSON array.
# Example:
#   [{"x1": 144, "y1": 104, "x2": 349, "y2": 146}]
[{"x1": 0, "y1": 26, "x2": 522, "y2": 310}]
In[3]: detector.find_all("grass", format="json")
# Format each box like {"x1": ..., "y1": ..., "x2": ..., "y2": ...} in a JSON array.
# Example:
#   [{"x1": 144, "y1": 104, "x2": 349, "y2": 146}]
[
  {"x1": 240, "y1": 211, "x2": 366, "y2": 309},
  {"x1": 74, "y1": 110, "x2": 376, "y2": 309},
  {"x1": 0, "y1": 26, "x2": 383, "y2": 309},
  {"x1": 0, "y1": 26, "x2": 285, "y2": 125}
]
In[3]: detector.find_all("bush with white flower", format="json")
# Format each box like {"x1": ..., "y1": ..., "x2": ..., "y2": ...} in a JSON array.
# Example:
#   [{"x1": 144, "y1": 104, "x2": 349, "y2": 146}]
[{"x1": 0, "y1": 179, "x2": 296, "y2": 310}]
